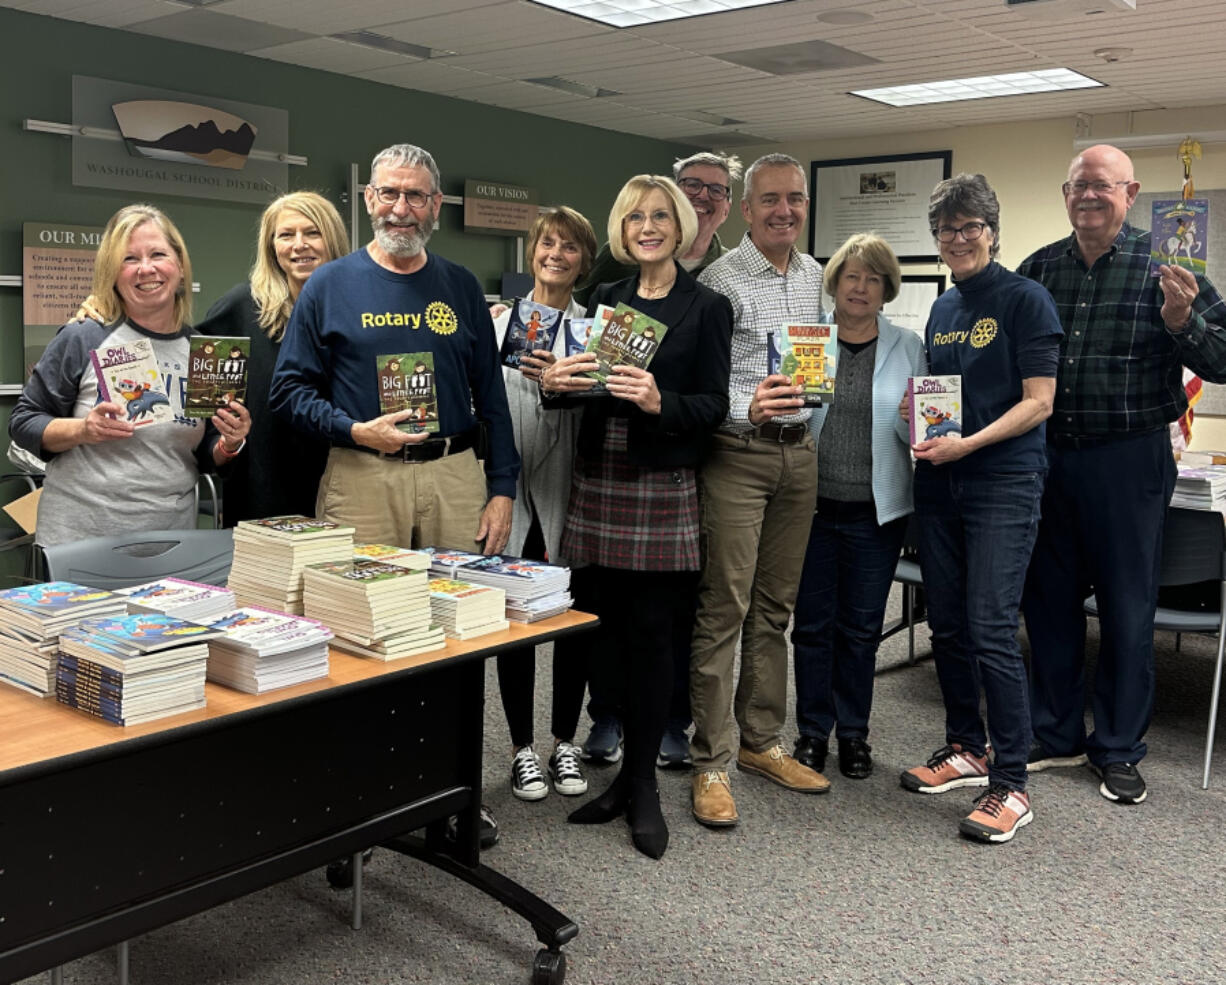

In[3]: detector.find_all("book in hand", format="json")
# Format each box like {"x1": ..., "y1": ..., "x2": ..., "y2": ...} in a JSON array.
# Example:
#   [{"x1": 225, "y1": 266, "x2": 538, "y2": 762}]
[
  {"x1": 90, "y1": 338, "x2": 173, "y2": 426},
  {"x1": 565, "y1": 317, "x2": 595, "y2": 357},
  {"x1": 769, "y1": 323, "x2": 837, "y2": 407},
  {"x1": 585, "y1": 302, "x2": 668, "y2": 386},
  {"x1": 907, "y1": 375, "x2": 963, "y2": 446},
  {"x1": 377, "y1": 352, "x2": 439, "y2": 434},
  {"x1": 185, "y1": 336, "x2": 250, "y2": 417},
  {"x1": 1150, "y1": 199, "x2": 1208, "y2": 277},
  {"x1": 501, "y1": 299, "x2": 565, "y2": 369}
]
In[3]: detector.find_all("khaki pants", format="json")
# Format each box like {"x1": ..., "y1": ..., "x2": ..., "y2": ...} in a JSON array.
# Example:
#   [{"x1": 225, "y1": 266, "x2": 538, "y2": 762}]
[
  {"x1": 690, "y1": 432, "x2": 818, "y2": 771},
  {"x1": 316, "y1": 446, "x2": 488, "y2": 550}
]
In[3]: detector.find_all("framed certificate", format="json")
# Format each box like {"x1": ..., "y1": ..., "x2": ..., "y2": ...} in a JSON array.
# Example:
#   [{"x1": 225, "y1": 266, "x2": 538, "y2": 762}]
[
  {"x1": 883, "y1": 274, "x2": 946, "y2": 339},
  {"x1": 809, "y1": 151, "x2": 952, "y2": 263}
]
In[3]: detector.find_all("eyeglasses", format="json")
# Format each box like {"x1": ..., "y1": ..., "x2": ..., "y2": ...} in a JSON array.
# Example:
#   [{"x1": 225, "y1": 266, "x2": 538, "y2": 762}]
[
  {"x1": 1061, "y1": 180, "x2": 1132, "y2": 196},
  {"x1": 677, "y1": 177, "x2": 730, "y2": 202},
  {"x1": 933, "y1": 221, "x2": 988, "y2": 243},
  {"x1": 625, "y1": 209, "x2": 675, "y2": 227},
  {"x1": 371, "y1": 186, "x2": 435, "y2": 208}
]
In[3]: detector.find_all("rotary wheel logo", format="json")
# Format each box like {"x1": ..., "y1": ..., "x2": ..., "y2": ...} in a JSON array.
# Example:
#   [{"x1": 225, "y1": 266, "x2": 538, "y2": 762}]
[
  {"x1": 425, "y1": 301, "x2": 458, "y2": 335},
  {"x1": 970, "y1": 317, "x2": 997, "y2": 348}
]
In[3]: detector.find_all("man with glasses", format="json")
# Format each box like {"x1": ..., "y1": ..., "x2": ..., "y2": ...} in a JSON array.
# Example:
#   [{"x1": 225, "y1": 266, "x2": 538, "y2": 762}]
[
  {"x1": 573, "y1": 151, "x2": 742, "y2": 308},
  {"x1": 1018, "y1": 143, "x2": 1226, "y2": 805},
  {"x1": 687, "y1": 154, "x2": 829, "y2": 828}
]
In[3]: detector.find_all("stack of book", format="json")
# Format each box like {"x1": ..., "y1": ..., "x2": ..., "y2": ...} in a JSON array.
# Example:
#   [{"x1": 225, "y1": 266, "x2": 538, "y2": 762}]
[
  {"x1": 205, "y1": 606, "x2": 333, "y2": 694},
  {"x1": 56, "y1": 613, "x2": 222, "y2": 725},
  {"x1": 428, "y1": 578, "x2": 508, "y2": 640},
  {"x1": 352, "y1": 543, "x2": 432, "y2": 571},
  {"x1": 1172, "y1": 465, "x2": 1226, "y2": 511},
  {"x1": 0, "y1": 582, "x2": 128, "y2": 697},
  {"x1": 229, "y1": 516, "x2": 356, "y2": 614},
  {"x1": 424, "y1": 549, "x2": 572, "y2": 623},
  {"x1": 117, "y1": 577, "x2": 236, "y2": 622},
  {"x1": 302, "y1": 559, "x2": 445, "y2": 660}
]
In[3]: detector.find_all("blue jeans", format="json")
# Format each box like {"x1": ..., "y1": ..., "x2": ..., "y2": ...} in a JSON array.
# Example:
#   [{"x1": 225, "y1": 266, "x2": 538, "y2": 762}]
[
  {"x1": 792, "y1": 498, "x2": 907, "y2": 742},
  {"x1": 914, "y1": 467, "x2": 1044, "y2": 790}
]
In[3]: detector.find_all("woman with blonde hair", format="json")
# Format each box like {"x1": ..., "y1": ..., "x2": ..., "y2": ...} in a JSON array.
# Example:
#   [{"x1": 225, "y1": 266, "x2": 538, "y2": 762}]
[
  {"x1": 11, "y1": 203, "x2": 250, "y2": 546},
  {"x1": 198, "y1": 191, "x2": 350, "y2": 522}
]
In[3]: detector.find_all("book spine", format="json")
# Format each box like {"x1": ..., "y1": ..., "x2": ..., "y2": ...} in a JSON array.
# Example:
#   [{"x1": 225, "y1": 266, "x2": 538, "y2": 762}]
[
  {"x1": 90, "y1": 349, "x2": 112, "y2": 403},
  {"x1": 907, "y1": 377, "x2": 918, "y2": 447},
  {"x1": 56, "y1": 681, "x2": 124, "y2": 723},
  {"x1": 57, "y1": 653, "x2": 125, "y2": 686}
]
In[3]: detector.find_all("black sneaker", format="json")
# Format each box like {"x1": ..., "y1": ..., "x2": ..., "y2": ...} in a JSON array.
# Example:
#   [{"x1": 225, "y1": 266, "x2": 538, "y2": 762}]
[
  {"x1": 1095, "y1": 762, "x2": 1147, "y2": 804},
  {"x1": 445, "y1": 804, "x2": 501, "y2": 849},
  {"x1": 1026, "y1": 740, "x2": 1088, "y2": 772},
  {"x1": 510, "y1": 746, "x2": 548, "y2": 801}
]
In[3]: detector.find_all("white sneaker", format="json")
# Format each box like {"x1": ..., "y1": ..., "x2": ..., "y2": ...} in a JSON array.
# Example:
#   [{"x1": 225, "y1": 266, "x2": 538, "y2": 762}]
[
  {"x1": 511, "y1": 746, "x2": 548, "y2": 801},
  {"x1": 548, "y1": 741, "x2": 589, "y2": 796}
]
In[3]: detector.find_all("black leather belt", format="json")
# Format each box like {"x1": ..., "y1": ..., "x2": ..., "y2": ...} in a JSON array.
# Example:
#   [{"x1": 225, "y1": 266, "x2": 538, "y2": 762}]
[
  {"x1": 755, "y1": 421, "x2": 809, "y2": 444},
  {"x1": 1048, "y1": 426, "x2": 1163, "y2": 450},
  {"x1": 355, "y1": 427, "x2": 478, "y2": 462}
]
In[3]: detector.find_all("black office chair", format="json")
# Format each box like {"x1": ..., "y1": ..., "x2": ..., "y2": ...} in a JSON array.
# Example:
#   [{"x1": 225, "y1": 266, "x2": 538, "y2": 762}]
[
  {"x1": 0, "y1": 470, "x2": 43, "y2": 584},
  {"x1": 43, "y1": 528, "x2": 234, "y2": 590},
  {"x1": 888, "y1": 516, "x2": 925, "y2": 666},
  {"x1": 1084, "y1": 507, "x2": 1226, "y2": 789}
]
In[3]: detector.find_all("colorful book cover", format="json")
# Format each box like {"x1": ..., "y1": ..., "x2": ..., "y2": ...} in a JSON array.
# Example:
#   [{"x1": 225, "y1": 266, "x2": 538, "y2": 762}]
[
  {"x1": 429, "y1": 578, "x2": 500, "y2": 600},
  {"x1": 236, "y1": 515, "x2": 352, "y2": 537},
  {"x1": 585, "y1": 302, "x2": 669, "y2": 385},
  {"x1": 306, "y1": 559, "x2": 424, "y2": 584},
  {"x1": 565, "y1": 317, "x2": 595, "y2": 357},
  {"x1": 77, "y1": 613, "x2": 221, "y2": 651},
  {"x1": 426, "y1": 548, "x2": 564, "y2": 582},
  {"x1": 89, "y1": 338, "x2": 173, "y2": 426},
  {"x1": 907, "y1": 375, "x2": 963, "y2": 446},
  {"x1": 0, "y1": 582, "x2": 120, "y2": 614},
  {"x1": 775, "y1": 323, "x2": 837, "y2": 406},
  {"x1": 353, "y1": 544, "x2": 432, "y2": 570},
  {"x1": 185, "y1": 335, "x2": 250, "y2": 417},
  {"x1": 500, "y1": 299, "x2": 565, "y2": 369},
  {"x1": 1150, "y1": 199, "x2": 1208, "y2": 277},
  {"x1": 377, "y1": 352, "x2": 439, "y2": 434}
]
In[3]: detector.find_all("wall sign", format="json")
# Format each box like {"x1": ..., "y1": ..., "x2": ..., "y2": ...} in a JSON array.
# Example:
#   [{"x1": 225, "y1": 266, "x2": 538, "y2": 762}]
[
  {"x1": 463, "y1": 179, "x2": 538, "y2": 234},
  {"x1": 22, "y1": 222, "x2": 104, "y2": 377}
]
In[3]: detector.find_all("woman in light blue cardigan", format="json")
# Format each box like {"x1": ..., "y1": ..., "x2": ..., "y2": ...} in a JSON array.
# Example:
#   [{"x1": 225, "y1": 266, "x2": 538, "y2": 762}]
[{"x1": 790, "y1": 233, "x2": 926, "y2": 781}]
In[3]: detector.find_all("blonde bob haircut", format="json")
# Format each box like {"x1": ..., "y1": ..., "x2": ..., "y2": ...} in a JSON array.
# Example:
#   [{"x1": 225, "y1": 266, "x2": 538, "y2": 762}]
[
  {"x1": 525, "y1": 206, "x2": 598, "y2": 281},
  {"x1": 822, "y1": 232, "x2": 902, "y2": 305},
  {"x1": 250, "y1": 191, "x2": 350, "y2": 340},
  {"x1": 91, "y1": 204, "x2": 193, "y2": 330},
  {"x1": 606, "y1": 175, "x2": 698, "y2": 265}
]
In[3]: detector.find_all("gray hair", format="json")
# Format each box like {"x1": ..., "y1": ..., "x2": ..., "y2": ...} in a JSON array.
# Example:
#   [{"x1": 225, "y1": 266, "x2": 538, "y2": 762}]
[
  {"x1": 370, "y1": 143, "x2": 441, "y2": 193},
  {"x1": 743, "y1": 153, "x2": 806, "y2": 202},
  {"x1": 673, "y1": 151, "x2": 744, "y2": 184},
  {"x1": 927, "y1": 173, "x2": 1000, "y2": 257}
]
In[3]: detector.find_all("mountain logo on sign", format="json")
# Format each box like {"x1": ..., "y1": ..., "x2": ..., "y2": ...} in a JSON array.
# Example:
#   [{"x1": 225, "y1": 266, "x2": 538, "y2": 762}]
[{"x1": 111, "y1": 100, "x2": 258, "y2": 171}]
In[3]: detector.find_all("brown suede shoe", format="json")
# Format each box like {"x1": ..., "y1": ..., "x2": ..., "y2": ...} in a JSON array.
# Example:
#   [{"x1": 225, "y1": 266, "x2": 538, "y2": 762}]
[
  {"x1": 737, "y1": 743, "x2": 831, "y2": 793},
  {"x1": 692, "y1": 770, "x2": 739, "y2": 827}
]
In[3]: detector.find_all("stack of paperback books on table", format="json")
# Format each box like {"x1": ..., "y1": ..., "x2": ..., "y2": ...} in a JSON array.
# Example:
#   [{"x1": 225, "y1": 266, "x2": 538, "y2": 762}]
[
  {"x1": 56, "y1": 613, "x2": 223, "y2": 725},
  {"x1": 0, "y1": 582, "x2": 129, "y2": 697},
  {"x1": 205, "y1": 606, "x2": 333, "y2": 693},
  {"x1": 1172, "y1": 465, "x2": 1226, "y2": 511},
  {"x1": 229, "y1": 516, "x2": 355, "y2": 614},
  {"x1": 302, "y1": 559, "x2": 445, "y2": 660},
  {"x1": 117, "y1": 577, "x2": 236, "y2": 622},
  {"x1": 352, "y1": 543, "x2": 432, "y2": 571},
  {"x1": 424, "y1": 549, "x2": 572, "y2": 622},
  {"x1": 428, "y1": 578, "x2": 508, "y2": 640}
]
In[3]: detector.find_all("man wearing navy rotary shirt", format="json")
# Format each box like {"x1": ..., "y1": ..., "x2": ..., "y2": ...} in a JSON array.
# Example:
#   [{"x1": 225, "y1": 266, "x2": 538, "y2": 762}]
[{"x1": 270, "y1": 143, "x2": 519, "y2": 555}]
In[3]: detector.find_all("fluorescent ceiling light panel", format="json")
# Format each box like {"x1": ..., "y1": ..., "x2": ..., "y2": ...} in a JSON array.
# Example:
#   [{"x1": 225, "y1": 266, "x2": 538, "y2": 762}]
[
  {"x1": 853, "y1": 68, "x2": 1103, "y2": 107},
  {"x1": 523, "y1": 76, "x2": 622, "y2": 98},
  {"x1": 330, "y1": 31, "x2": 453, "y2": 59},
  {"x1": 529, "y1": 0, "x2": 788, "y2": 28}
]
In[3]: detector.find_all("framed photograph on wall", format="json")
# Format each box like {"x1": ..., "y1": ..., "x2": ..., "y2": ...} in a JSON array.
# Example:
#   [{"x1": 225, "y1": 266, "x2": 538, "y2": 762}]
[
  {"x1": 883, "y1": 274, "x2": 946, "y2": 339},
  {"x1": 809, "y1": 151, "x2": 952, "y2": 263}
]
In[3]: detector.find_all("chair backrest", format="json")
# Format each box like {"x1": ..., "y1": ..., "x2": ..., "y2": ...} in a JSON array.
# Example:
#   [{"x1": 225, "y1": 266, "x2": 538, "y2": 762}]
[
  {"x1": 42, "y1": 529, "x2": 234, "y2": 590},
  {"x1": 1160, "y1": 508, "x2": 1226, "y2": 587}
]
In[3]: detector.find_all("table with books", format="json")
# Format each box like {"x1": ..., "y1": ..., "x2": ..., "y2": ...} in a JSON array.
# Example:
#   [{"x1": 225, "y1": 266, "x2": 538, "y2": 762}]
[{"x1": 0, "y1": 568, "x2": 596, "y2": 984}]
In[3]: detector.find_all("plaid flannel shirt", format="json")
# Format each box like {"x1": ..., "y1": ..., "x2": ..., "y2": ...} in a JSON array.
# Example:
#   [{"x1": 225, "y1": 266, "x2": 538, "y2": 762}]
[{"x1": 1016, "y1": 222, "x2": 1226, "y2": 436}]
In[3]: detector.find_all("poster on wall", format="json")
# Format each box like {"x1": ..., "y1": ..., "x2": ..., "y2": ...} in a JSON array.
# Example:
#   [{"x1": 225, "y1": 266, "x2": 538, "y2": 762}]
[
  {"x1": 22, "y1": 222, "x2": 104, "y2": 377},
  {"x1": 883, "y1": 274, "x2": 946, "y2": 339},
  {"x1": 463, "y1": 180, "x2": 538, "y2": 234},
  {"x1": 810, "y1": 152, "x2": 951, "y2": 263},
  {"x1": 72, "y1": 76, "x2": 289, "y2": 205}
]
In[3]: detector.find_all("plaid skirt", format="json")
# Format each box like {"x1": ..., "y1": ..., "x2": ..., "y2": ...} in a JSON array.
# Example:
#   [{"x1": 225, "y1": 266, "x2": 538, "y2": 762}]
[{"x1": 560, "y1": 417, "x2": 700, "y2": 572}]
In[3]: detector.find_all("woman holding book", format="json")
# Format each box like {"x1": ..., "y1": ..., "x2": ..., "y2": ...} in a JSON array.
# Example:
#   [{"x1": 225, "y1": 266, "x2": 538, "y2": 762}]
[
  {"x1": 540, "y1": 175, "x2": 733, "y2": 859},
  {"x1": 490, "y1": 206, "x2": 599, "y2": 806},
  {"x1": 197, "y1": 191, "x2": 350, "y2": 524},
  {"x1": 898, "y1": 174, "x2": 1062, "y2": 845},
  {"x1": 10, "y1": 203, "x2": 250, "y2": 548},
  {"x1": 789, "y1": 233, "x2": 926, "y2": 783}
]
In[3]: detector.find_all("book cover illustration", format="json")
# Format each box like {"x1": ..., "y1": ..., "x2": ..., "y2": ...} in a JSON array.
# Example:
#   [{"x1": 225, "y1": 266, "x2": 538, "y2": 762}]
[
  {"x1": 585, "y1": 302, "x2": 669, "y2": 385},
  {"x1": 185, "y1": 335, "x2": 250, "y2": 417},
  {"x1": 500, "y1": 299, "x2": 565, "y2": 369},
  {"x1": 775, "y1": 323, "x2": 837, "y2": 406},
  {"x1": 907, "y1": 375, "x2": 963, "y2": 446},
  {"x1": 1150, "y1": 199, "x2": 1208, "y2": 277},
  {"x1": 82, "y1": 613, "x2": 219, "y2": 648},
  {"x1": 428, "y1": 549, "x2": 561, "y2": 582},
  {"x1": 565, "y1": 317, "x2": 595, "y2": 357},
  {"x1": 0, "y1": 582, "x2": 118, "y2": 613},
  {"x1": 239, "y1": 515, "x2": 350, "y2": 537},
  {"x1": 90, "y1": 338, "x2": 173, "y2": 426},
  {"x1": 377, "y1": 352, "x2": 439, "y2": 434},
  {"x1": 307, "y1": 559, "x2": 422, "y2": 584}
]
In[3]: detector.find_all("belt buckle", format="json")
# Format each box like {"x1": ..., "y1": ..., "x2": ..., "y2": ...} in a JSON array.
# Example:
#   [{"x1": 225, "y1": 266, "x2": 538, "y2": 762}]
[
  {"x1": 773, "y1": 425, "x2": 789, "y2": 444},
  {"x1": 440, "y1": 434, "x2": 452, "y2": 457}
]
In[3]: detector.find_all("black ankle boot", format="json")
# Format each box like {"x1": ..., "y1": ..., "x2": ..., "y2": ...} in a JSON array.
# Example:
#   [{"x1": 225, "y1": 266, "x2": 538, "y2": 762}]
[
  {"x1": 567, "y1": 771, "x2": 628, "y2": 824},
  {"x1": 628, "y1": 779, "x2": 669, "y2": 859}
]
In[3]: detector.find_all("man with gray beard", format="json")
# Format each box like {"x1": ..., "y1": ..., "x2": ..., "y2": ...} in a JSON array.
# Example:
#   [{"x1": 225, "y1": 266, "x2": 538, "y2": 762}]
[{"x1": 271, "y1": 142, "x2": 519, "y2": 555}]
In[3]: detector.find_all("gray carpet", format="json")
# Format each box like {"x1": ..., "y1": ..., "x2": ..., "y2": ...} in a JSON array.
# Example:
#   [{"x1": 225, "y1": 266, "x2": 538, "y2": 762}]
[{"x1": 23, "y1": 589, "x2": 1226, "y2": 985}]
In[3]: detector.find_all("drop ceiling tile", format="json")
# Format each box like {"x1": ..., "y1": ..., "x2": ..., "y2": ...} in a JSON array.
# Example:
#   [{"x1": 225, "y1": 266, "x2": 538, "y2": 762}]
[
  {"x1": 250, "y1": 36, "x2": 415, "y2": 72},
  {"x1": 127, "y1": 8, "x2": 314, "y2": 52}
]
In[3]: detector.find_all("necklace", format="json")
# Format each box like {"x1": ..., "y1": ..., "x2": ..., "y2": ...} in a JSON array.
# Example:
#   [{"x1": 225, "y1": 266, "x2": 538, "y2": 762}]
[{"x1": 637, "y1": 276, "x2": 675, "y2": 299}]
